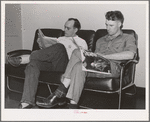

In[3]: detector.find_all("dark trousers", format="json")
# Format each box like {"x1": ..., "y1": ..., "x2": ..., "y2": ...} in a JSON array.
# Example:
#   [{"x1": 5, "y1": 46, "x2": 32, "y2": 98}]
[{"x1": 21, "y1": 43, "x2": 69, "y2": 105}]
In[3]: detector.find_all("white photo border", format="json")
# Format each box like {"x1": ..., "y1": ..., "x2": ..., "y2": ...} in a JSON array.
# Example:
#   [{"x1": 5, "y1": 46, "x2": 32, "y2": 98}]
[{"x1": 1, "y1": 1, "x2": 149, "y2": 121}]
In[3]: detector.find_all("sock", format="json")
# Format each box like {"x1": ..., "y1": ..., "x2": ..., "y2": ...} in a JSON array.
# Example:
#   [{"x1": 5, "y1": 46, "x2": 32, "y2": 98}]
[
  {"x1": 21, "y1": 103, "x2": 29, "y2": 108},
  {"x1": 54, "y1": 83, "x2": 68, "y2": 98},
  {"x1": 70, "y1": 100, "x2": 77, "y2": 104}
]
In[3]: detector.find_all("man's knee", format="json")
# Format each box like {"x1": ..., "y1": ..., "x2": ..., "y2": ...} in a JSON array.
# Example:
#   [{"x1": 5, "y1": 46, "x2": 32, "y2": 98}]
[
  {"x1": 72, "y1": 49, "x2": 81, "y2": 56},
  {"x1": 30, "y1": 50, "x2": 39, "y2": 60},
  {"x1": 25, "y1": 60, "x2": 39, "y2": 74},
  {"x1": 73, "y1": 62, "x2": 85, "y2": 75},
  {"x1": 56, "y1": 43, "x2": 64, "y2": 48},
  {"x1": 54, "y1": 43, "x2": 66, "y2": 52}
]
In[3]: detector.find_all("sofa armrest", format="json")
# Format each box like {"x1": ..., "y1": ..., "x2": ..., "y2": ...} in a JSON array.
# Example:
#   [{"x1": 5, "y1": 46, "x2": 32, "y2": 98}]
[
  {"x1": 7, "y1": 49, "x2": 32, "y2": 57},
  {"x1": 6, "y1": 49, "x2": 32, "y2": 66},
  {"x1": 120, "y1": 59, "x2": 139, "y2": 67}
]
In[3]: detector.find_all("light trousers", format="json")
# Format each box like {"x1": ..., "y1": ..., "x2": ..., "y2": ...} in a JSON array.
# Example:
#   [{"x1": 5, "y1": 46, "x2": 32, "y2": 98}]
[{"x1": 63, "y1": 49, "x2": 87, "y2": 103}]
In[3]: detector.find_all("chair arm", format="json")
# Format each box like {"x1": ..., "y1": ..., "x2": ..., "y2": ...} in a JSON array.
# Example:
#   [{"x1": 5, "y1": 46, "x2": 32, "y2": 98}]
[
  {"x1": 7, "y1": 49, "x2": 32, "y2": 57},
  {"x1": 120, "y1": 59, "x2": 139, "y2": 67}
]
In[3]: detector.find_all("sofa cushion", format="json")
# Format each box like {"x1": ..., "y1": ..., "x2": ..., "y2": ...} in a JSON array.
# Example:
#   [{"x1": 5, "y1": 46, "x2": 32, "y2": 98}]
[
  {"x1": 85, "y1": 77, "x2": 119, "y2": 91},
  {"x1": 7, "y1": 64, "x2": 123, "y2": 91},
  {"x1": 6, "y1": 64, "x2": 63, "y2": 85}
]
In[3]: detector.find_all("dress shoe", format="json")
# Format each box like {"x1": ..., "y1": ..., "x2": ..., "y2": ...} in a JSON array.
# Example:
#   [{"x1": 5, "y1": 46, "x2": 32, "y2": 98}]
[
  {"x1": 66, "y1": 103, "x2": 79, "y2": 109},
  {"x1": 36, "y1": 94, "x2": 67, "y2": 108},
  {"x1": 19, "y1": 103, "x2": 33, "y2": 109}
]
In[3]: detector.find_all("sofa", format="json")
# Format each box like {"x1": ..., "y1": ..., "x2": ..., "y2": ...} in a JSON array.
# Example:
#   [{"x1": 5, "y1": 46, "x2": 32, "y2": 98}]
[{"x1": 5, "y1": 28, "x2": 139, "y2": 109}]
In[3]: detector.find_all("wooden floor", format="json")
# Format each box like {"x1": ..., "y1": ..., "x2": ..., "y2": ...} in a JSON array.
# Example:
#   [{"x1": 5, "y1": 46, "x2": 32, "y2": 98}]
[{"x1": 5, "y1": 86, "x2": 145, "y2": 109}]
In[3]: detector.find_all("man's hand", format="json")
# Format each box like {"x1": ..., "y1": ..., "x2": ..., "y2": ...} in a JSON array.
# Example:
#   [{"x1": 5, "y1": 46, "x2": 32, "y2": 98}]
[
  {"x1": 96, "y1": 52, "x2": 105, "y2": 57},
  {"x1": 84, "y1": 51, "x2": 97, "y2": 57},
  {"x1": 83, "y1": 62, "x2": 87, "y2": 67}
]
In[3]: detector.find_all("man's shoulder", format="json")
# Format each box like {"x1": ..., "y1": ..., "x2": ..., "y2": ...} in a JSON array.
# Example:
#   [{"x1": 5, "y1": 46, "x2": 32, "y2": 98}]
[
  {"x1": 58, "y1": 36, "x2": 65, "y2": 39},
  {"x1": 121, "y1": 33, "x2": 136, "y2": 42},
  {"x1": 58, "y1": 36, "x2": 71, "y2": 41},
  {"x1": 58, "y1": 36, "x2": 83, "y2": 39},
  {"x1": 97, "y1": 35, "x2": 107, "y2": 42},
  {"x1": 75, "y1": 36, "x2": 85, "y2": 41},
  {"x1": 122, "y1": 33, "x2": 135, "y2": 38}
]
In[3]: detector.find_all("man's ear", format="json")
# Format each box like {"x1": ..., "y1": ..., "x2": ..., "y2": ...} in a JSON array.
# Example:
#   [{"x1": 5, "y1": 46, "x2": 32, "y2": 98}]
[
  {"x1": 75, "y1": 28, "x2": 78, "y2": 33},
  {"x1": 118, "y1": 21, "x2": 122, "y2": 28}
]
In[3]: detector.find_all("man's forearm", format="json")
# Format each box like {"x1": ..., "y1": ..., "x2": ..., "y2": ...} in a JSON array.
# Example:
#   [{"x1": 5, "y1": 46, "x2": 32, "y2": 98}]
[{"x1": 102, "y1": 51, "x2": 135, "y2": 60}]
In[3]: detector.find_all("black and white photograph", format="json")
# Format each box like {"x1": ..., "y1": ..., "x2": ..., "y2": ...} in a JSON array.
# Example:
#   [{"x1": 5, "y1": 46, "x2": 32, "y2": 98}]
[{"x1": 1, "y1": 1, "x2": 149, "y2": 121}]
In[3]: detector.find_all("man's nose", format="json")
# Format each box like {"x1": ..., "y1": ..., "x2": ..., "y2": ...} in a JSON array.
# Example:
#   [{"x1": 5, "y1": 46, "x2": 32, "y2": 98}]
[
  {"x1": 106, "y1": 26, "x2": 110, "y2": 31},
  {"x1": 64, "y1": 28, "x2": 67, "y2": 32}
]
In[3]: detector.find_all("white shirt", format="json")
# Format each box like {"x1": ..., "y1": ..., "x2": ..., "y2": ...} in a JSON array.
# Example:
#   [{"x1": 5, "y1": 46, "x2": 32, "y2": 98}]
[
  {"x1": 37, "y1": 35, "x2": 88, "y2": 59},
  {"x1": 57, "y1": 36, "x2": 88, "y2": 59}
]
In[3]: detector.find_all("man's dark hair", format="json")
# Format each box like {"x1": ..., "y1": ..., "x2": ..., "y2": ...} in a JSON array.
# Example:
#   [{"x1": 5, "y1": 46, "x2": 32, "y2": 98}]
[
  {"x1": 105, "y1": 10, "x2": 124, "y2": 28},
  {"x1": 68, "y1": 18, "x2": 81, "y2": 31}
]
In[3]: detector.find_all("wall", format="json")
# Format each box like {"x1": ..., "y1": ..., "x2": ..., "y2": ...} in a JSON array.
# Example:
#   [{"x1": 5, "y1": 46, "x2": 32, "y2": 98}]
[
  {"x1": 20, "y1": 3, "x2": 147, "y2": 88},
  {"x1": 5, "y1": 4, "x2": 22, "y2": 55}
]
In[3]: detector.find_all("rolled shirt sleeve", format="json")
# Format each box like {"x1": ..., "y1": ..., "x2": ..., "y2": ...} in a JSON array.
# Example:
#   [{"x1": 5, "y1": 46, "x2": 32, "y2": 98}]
[{"x1": 124, "y1": 34, "x2": 137, "y2": 54}]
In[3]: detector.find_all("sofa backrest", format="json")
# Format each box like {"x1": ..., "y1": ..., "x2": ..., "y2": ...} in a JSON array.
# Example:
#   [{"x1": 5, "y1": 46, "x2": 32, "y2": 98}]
[
  {"x1": 32, "y1": 28, "x2": 95, "y2": 51},
  {"x1": 77, "y1": 30, "x2": 95, "y2": 51},
  {"x1": 32, "y1": 29, "x2": 138, "y2": 57}
]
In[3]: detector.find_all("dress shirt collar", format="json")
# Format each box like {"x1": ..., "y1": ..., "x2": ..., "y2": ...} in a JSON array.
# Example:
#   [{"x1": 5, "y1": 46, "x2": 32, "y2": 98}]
[{"x1": 106, "y1": 31, "x2": 123, "y2": 41}]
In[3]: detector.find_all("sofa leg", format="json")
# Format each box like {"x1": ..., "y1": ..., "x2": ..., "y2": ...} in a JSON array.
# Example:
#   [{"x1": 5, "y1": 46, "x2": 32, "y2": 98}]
[
  {"x1": 118, "y1": 91, "x2": 122, "y2": 109},
  {"x1": 47, "y1": 84, "x2": 52, "y2": 94},
  {"x1": 118, "y1": 66, "x2": 124, "y2": 109},
  {"x1": 6, "y1": 76, "x2": 22, "y2": 94}
]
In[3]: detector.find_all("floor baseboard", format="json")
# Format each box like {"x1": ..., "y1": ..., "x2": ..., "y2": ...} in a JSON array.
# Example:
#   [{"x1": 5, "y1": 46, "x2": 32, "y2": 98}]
[{"x1": 136, "y1": 86, "x2": 145, "y2": 96}]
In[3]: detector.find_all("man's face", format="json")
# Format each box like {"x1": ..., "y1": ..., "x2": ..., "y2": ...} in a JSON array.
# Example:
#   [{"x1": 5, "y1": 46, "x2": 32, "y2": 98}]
[
  {"x1": 105, "y1": 19, "x2": 121, "y2": 36},
  {"x1": 64, "y1": 20, "x2": 77, "y2": 37}
]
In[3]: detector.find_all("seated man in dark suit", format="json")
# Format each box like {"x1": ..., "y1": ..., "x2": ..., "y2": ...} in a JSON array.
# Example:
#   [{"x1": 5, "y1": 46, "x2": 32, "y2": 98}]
[{"x1": 8, "y1": 18, "x2": 88, "y2": 109}]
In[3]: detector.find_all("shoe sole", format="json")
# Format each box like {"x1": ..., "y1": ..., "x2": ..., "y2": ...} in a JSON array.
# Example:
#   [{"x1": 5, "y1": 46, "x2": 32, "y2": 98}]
[
  {"x1": 58, "y1": 101, "x2": 66, "y2": 106},
  {"x1": 37, "y1": 101, "x2": 66, "y2": 108},
  {"x1": 18, "y1": 104, "x2": 33, "y2": 109}
]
